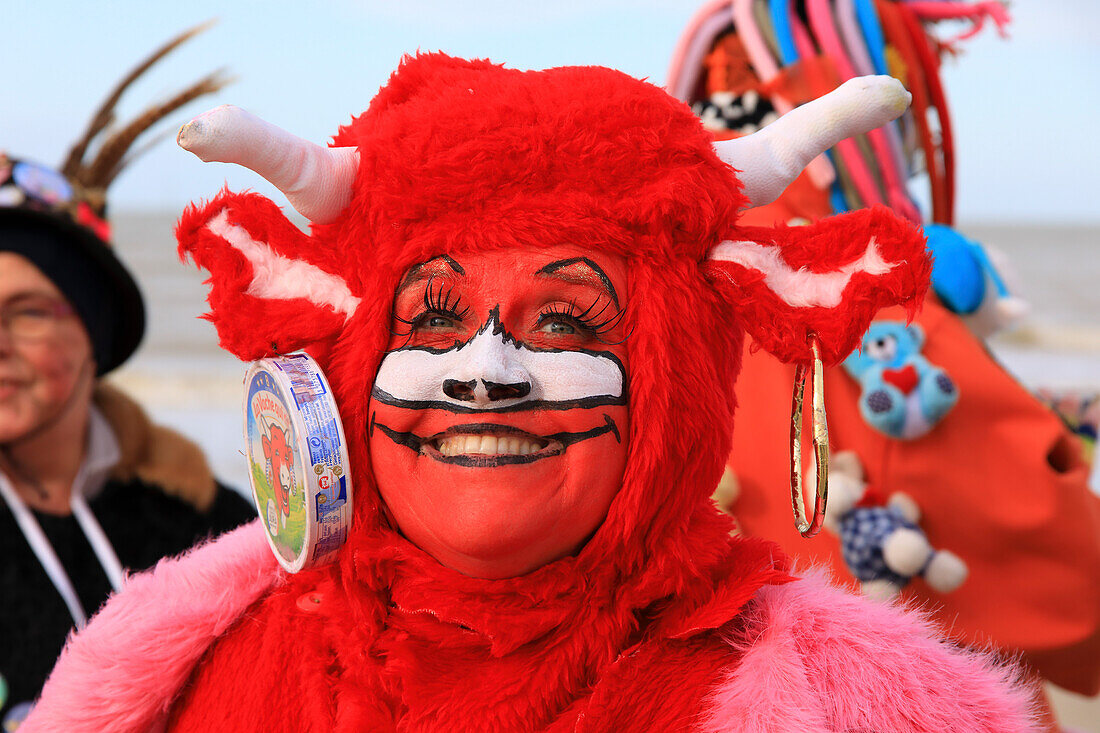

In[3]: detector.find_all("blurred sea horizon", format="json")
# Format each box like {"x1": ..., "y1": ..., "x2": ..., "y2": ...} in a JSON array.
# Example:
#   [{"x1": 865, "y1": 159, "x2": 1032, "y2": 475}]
[{"x1": 107, "y1": 212, "x2": 1100, "y2": 491}]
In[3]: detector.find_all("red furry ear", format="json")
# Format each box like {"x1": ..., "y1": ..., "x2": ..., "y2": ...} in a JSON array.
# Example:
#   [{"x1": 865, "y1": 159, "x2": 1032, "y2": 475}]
[
  {"x1": 176, "y1": 190, "x2": 360, "y2": 360},
  {"x1": 704, "y1": 206, "x2": 930, "y2": 365}
]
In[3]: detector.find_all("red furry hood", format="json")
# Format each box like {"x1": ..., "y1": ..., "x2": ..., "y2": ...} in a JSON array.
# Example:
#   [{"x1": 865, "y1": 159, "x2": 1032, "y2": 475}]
[
  {"x1": 175, "y1": 52, "x2": 928, "y2": 651},
  {"x1": 314, "y1": 53, "x2": 772, "y2": 649}
]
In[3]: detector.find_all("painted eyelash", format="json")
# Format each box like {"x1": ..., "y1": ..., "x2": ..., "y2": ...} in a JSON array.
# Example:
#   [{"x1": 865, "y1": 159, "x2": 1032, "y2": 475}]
[
  {"x1": 539, "y1": 296, "x2": 628, "y2": 343},
  {"x1": 422, "y1": 278, "x2": 470, "y2": 321},
  {"x1": 391, "y1": 278, "x2": 470, "y2": 339}
]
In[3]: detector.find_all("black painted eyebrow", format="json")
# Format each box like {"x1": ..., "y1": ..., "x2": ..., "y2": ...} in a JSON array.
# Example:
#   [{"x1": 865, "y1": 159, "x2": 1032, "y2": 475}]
[
  {"x1": 398, "y1": 255, "x2": 465, "y2": 291},
  {"x1": 536, "y1": 257, "x2": 619, "y2": 307},
  {"x1": 438, "y1": 255, "x2": 465, "y2": 275}
]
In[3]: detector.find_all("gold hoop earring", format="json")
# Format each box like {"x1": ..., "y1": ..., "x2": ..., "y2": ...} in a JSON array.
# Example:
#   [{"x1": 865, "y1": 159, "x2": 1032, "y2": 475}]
[{"x1": 790, "y1": 336, "x2": 829, "y2": 538}]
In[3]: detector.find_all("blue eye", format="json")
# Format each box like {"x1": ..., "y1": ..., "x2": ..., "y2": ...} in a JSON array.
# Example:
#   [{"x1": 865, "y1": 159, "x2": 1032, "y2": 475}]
[{"x1": 539, "y1": 319, "x2": 577, "y2": 335}]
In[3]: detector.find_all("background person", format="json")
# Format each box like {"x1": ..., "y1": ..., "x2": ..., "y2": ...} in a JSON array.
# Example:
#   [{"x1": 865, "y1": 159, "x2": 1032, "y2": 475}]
[{"x1": 0, "y1": 26, "x2": 253, "y2": 725}]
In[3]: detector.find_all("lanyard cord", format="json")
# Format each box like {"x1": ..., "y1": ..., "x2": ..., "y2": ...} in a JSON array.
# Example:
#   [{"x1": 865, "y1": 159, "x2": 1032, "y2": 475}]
[
  {"x1": 0, "y1": 472, "x2": 88, "y2": 629},
  {"x1": 0, "y1": 474, "x2": 125, "y2": 629},
  {"x1": 0, "y1": 407, "x2": 126, "y2": 629},
  {"x1": 70, "y1": 491, "x2": 125, "y2": 592}
]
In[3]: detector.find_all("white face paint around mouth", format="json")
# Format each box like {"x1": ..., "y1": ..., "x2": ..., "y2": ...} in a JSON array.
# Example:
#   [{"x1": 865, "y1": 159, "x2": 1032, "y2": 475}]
[{"x1": 371, "y1": 311, "x2": 625, "y2": 412}]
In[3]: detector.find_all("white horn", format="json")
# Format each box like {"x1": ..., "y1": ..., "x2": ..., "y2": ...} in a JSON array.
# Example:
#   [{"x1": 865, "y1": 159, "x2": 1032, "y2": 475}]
[
  {"x1": 177, "y1": 105, "x2": 358, "y2": 224},
  {"x1": 714, "y1": 76, "x2": 911, "y2": 209}
]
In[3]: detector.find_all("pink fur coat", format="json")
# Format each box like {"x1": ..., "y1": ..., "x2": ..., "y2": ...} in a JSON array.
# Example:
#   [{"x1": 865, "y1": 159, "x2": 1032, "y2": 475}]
[{"x1": 26, "y1": 522, "x2": 1035, "y2": 732}]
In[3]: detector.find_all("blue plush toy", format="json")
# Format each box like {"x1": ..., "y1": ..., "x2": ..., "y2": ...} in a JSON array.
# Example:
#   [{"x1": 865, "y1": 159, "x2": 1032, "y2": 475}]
[
  {"x1": 843, "y1": 321, "x2": 958, "y2": 440},
  {"x1": 924, "y1": 224, "x2": 1027, "y2": 339}
]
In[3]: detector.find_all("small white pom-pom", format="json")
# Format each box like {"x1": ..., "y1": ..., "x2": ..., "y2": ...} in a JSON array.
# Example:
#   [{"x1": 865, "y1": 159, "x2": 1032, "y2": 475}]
[
  {"x1": 925, "y1": 550, "x2": 969, "y2": 593},
  {"x1": 862, "y1": 578, "x2": 902, "y2": 601},
  {"x1": 883, "y1": 528, "x2": 933, "y2": 576}
]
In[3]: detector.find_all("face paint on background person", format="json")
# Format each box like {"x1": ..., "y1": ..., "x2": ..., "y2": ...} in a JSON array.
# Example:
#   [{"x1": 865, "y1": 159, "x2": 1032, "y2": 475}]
[
  {"x1": 0, "y1": 253, "x2": 95, "y2": 445},
  {"x1": 368, "y1": 245, "x2": 630, "y2": 579}
]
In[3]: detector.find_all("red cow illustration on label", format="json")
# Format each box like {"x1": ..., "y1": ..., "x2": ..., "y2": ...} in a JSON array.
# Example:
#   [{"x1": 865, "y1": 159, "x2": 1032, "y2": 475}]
[{"x1": 261, "y1": 421, "x2": 294, "y2": 525}]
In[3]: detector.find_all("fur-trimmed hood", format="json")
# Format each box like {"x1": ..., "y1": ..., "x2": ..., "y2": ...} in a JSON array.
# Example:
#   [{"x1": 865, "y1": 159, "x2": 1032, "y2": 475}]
[
  {"x1": 171, "y1": 55, "x2": 928, "y2": 650},
  {"x1": 94, "y1": 382, "x2": 217, "y2": 512}
]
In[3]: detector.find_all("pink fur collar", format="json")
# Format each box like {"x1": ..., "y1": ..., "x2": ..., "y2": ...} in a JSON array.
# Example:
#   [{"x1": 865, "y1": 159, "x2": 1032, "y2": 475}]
[
  {"x1": 24, "y1": 538, "x2": 1035, "y2": 732},
  {"x1": 701, "y1": 572, "x2": 1038, "y2": 733},
  {"x1": 23, "y1": 522, "x2": 280, "y2": 733}
]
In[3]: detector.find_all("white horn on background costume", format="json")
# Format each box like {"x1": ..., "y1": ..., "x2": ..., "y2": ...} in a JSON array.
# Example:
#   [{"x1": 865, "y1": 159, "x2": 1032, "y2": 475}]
[
  {"x1": 714, "y1": 76, "x2": 911, "y2": 209},
  {"x1": 177, "y1": 105, "x2": 358, "y2": 223}
]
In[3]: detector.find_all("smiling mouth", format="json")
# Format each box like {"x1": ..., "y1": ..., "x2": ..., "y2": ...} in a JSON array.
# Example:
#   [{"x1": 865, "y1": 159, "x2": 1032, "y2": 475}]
[
  {"x1": 426, "y1": 426, "x2": 562, "y2": 466},
  {"x1": 0, "y1": 378, "x2": 25, "y2": 396},
  {"x1": 371, "y1": 416, "x2": 619, "y2": 467}
]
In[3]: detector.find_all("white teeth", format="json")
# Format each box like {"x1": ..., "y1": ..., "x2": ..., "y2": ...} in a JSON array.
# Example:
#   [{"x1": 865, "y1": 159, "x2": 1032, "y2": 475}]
[{"x1": 434, "y1": 434, "x2": 546, "y2": 457}]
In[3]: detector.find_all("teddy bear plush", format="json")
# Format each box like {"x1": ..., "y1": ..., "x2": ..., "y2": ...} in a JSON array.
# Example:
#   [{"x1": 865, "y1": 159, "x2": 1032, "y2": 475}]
[
  {"x1": 843, "y1": 321, "x2": 959, "y2": 439},
  {"x1": 824, "y1": 451, "x2": 968, "y2": 599}
]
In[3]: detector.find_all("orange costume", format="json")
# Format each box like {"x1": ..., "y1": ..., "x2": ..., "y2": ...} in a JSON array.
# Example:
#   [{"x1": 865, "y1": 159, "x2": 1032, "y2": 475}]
[
  {"x1": 665, "y1": 0, "x2": 1100, "y2": 708},
  {"x1": 728, "y1": 297, "x2": 1100, "y2": 696}
]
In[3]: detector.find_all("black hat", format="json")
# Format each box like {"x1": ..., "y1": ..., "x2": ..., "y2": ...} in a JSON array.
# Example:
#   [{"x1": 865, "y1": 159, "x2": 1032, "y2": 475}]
[
  {"x1": 0, "y1": 156, "x2": 144, "y2": 375},
  {"x1": 0, "y1": 22, "x2": 228, "y2": 375}
]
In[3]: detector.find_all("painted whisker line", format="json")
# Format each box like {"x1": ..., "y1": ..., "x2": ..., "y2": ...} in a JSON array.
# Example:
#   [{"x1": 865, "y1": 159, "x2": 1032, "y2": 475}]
[
  {"x1": 373, "y1": 421, "x2": 421, "y2": 452},
  {"x1": 370, "y1": 387, "x2": 626, "y2": 413}
]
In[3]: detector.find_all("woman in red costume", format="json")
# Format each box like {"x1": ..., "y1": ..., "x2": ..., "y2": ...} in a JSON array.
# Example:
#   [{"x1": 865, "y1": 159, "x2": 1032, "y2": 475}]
[{"x1": 24, "y1": 53, "x2": 1037, "y2": 732}]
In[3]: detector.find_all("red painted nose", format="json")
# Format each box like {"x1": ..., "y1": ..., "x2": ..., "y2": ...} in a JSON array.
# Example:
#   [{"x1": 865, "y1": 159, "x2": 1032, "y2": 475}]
[{"x1": 881, "y1": 365, "x2": 919, "y2": 395}]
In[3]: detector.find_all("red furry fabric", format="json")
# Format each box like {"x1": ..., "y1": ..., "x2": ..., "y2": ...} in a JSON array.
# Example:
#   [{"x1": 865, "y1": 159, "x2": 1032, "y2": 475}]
[
  {"x1": 29, "y1": 54, "x2": 1030, "y2": 732},
  {"x1": 176, "y1": 191, "x2": 347, "y2": 359},
  {"x1": 167, "y1": 538, "x2": 791, "y2": 732},
  {"x1": 705, "y1": 207, "x2": 931, "y2": 365}
]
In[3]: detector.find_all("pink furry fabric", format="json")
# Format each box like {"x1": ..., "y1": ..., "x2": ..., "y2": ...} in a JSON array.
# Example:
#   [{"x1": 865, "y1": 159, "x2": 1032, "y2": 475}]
[
  {"x1": 702, "y1": 572, "x2": 1038, "y2": 733},
  {"x1": 22, "y1": 522, "x2": 279, "y2": 733},
  {"x1": 24, "y1": 538, "x2": 1037, "y2": 731}
]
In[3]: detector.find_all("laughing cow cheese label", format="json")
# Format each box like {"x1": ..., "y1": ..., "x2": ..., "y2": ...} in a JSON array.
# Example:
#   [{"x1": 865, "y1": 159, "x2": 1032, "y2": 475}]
[{"x1": 244, "y1": 354, "x2": 352, "y2": 573}]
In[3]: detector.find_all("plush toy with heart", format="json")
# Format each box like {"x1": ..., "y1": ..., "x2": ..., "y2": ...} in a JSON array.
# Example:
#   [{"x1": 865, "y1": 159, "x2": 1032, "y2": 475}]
[{"x1": 843, "y1": 320, "x2": 958, "y2": 439}]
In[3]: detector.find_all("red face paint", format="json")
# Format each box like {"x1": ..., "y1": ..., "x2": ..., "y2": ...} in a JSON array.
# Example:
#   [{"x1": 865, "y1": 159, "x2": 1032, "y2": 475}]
[{"x1": 368, "y1": 245, "x2": 630, "y2": 578}]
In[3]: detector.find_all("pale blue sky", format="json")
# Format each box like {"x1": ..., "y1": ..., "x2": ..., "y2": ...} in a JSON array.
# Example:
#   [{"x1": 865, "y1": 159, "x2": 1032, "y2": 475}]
[{"x1": 5, "y1": 0, "x2": 1098, "y2": 223}]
